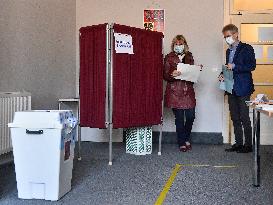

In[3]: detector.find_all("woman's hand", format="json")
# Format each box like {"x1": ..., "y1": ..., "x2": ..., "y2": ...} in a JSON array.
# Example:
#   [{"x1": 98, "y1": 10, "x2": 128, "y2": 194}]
[
  {"x1": 171, "y1": 70, "x2": 181, "y2": 77},
  {"x1": 218, "y1": 74, "x2": 224, "y2": 82}
]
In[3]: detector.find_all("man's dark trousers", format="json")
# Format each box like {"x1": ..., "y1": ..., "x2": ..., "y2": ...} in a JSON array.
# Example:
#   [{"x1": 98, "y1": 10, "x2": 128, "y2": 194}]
[{"x1": 228, "y1": 94, "x2": 252, "y2": 146}]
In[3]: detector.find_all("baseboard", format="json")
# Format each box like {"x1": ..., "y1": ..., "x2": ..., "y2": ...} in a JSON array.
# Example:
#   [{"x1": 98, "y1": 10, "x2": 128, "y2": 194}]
[{"x1": 152, "y1": 132, "x2": 223, "y2": 145}]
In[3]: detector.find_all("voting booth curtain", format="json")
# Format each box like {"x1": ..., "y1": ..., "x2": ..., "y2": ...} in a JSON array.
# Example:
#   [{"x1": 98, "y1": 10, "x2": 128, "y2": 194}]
[
  {"x1": 79, "y1": 23, "x2": 163, "y2": 129},
  {"x1": 112, "y1": 24, "x2": 163, "y2": 128},
  {"x1": 79, "y1": 24, "x2": 107, "y2": 128}
]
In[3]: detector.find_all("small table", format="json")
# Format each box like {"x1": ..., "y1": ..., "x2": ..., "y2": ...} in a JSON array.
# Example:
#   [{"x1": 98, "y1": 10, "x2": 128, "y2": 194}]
[
  {"x1": 58, "y1": 98, "x2": 81, "y2": 160},
  {"x1": 249, "y1": 103, "x2": 273, "y2": 187}
]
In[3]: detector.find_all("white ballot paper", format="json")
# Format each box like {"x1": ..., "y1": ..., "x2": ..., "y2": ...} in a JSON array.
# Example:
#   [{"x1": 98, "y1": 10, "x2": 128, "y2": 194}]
[{"x1": 174, "y1": 63, "x2": 201, "y2": 83}]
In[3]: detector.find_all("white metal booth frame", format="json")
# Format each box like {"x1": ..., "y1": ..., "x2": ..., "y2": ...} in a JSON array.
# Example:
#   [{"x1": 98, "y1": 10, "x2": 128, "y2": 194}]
[{"x1": 79, "y1": 23, "x2": 164, "y2": 165}]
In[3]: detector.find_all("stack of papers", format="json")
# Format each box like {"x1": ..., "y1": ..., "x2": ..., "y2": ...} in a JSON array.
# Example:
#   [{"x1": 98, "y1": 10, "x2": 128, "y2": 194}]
[{"x1": 174, "y1": 63, "x2": 201, "y2": 83}]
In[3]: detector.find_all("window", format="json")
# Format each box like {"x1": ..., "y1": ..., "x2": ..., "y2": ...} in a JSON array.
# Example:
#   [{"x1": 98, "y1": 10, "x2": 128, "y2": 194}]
[
  {"x1": 241, "y1": 24, "x2": 273, "y2": 64},
  {"x1": 240, "y1": 23, "x2": 273, "y2": 99},
  {"x1": 232, "y1": 0, "x2": 273, "y2": 13}
]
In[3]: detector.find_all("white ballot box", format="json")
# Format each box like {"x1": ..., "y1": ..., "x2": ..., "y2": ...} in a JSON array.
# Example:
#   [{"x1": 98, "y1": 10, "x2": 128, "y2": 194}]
[{"x1": 8, "y1": 110, "x2": 77, "y2": 201}]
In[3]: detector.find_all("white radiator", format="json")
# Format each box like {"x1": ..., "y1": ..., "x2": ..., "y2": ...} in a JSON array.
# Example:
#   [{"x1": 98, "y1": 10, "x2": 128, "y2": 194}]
[{"x1": 0, "y1": 92, "x2": 31, "y2": 155}]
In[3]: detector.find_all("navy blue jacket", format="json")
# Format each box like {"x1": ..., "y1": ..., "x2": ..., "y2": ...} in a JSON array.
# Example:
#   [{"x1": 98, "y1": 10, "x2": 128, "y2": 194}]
[{"x1": 226, "y1": 42, "x2": 256, "y2": 96}]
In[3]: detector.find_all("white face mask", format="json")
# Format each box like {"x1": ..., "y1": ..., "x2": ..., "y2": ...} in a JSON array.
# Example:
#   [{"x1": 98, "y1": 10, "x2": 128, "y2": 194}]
[
  {"x1": 174, "y1": 45, "x2": 185, "y2": 54},
  {"x1": 225, "y1": 36, "x2": 235, "y2": 45}
]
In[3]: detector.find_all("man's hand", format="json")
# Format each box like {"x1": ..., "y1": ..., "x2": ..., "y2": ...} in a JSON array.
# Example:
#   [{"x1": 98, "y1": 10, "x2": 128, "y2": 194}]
[
  {"x1": 218, "y1": 74, "x2": 224, "y2": 82},
  {"x1": 171, "y1": 70, "x2": 181, "y2": 77},
  {"x1": 225, "y1": 63, "x2": 233, "y2": 70}
]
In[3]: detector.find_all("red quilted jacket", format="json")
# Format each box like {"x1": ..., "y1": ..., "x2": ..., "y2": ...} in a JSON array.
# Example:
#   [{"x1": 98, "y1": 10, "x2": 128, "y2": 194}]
[{"x1": 163, "y1": 51, "x2": 196, "y2": 109}]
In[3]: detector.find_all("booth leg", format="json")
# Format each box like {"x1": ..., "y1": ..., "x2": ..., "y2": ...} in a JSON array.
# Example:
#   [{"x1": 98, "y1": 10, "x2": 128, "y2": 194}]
[
  {"x1": 77, "y1": 100, "x2": 81, "y2": 161},
  {"x1": 77, "y1": 126, "x2": 82, "y2": 161},
  {"x1": 109, "y1": 123, "x2": 113, "y2": 165},
  {"x1": 158, "y1": 123, "x2": 163, "y2": 155}
]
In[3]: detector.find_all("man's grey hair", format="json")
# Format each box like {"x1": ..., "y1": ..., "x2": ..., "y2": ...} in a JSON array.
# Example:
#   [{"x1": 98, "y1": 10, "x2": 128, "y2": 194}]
[{"x1": 222, "y1": 24, "x2": 238, "y2": 33}]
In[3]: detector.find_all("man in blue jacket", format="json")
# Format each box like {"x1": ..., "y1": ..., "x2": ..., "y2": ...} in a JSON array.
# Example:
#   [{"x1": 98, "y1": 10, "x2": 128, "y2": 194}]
[{"x1": 219, "y1": 24, "x2": 256, "y2": 153}]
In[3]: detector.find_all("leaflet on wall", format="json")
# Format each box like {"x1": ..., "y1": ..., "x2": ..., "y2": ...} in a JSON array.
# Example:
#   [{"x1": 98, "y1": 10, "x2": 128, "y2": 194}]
[
  {"x1": 174, "y1": 63, "x2": 201, "y2": 83},
  {"x1": 114, "y1": 33, "x2": 134, "y2": 54},
  {"x1": 143, "y1": 9, "x2": 165, "y2": 33}
]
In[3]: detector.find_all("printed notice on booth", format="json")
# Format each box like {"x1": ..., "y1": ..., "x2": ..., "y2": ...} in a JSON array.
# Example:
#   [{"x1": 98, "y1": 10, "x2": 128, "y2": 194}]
[{"x1": 114, "y1": 33, "x2": 134, "y2": 54}]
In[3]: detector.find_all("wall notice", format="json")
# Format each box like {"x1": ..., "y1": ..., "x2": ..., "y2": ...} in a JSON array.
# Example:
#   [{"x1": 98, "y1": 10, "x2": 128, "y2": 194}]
[{"x1": 143, "y1": 9, "x2": 165, "y2": 33}]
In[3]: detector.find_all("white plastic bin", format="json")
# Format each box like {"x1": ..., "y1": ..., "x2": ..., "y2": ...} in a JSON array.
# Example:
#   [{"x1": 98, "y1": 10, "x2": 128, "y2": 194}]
[{"x1": 8, "y1": 110, "x2": 77, "y2": 201}]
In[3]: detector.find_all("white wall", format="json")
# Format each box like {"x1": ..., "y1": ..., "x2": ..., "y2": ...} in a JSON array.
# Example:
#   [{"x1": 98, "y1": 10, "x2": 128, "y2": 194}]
[
  {"x1": 0, "y1": 0, "x2": 76, "y2": 109},
  {"x1": 76, "y1": 0, "x2": 225, "y2": 141}
]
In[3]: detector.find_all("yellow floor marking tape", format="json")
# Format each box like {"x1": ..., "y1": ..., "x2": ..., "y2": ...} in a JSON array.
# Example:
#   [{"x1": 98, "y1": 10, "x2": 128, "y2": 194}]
[
  {"x1": 180, "y1": 164, "x2": 210, "y2": 167},
  {"x1": 154, "y1": 164, "x2": 237, "y2": 205},
  {"x1": 154, "y1": 164, "x2": 182, "y2": 205},
  {"x1": 213, "y1": 165, "x2": 237, "y2": 168},
  {"x1": 178, "y1": 164, "x2": 237, "y2": 168}
]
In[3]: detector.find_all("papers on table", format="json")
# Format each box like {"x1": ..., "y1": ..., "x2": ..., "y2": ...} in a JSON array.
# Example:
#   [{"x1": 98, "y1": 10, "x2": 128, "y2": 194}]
[
  {"x1": 246, "y1": 100, "x2": 273, "y2": 106},
  {"x1": 174, "y1": 63, "x2": 201, "y2": 83},
  {"x1": 219, "y1": 65, "x2": 234, "y2": 94},
  {"x1": 256, "y1": 104, "x2": 273, "y2": 111}
]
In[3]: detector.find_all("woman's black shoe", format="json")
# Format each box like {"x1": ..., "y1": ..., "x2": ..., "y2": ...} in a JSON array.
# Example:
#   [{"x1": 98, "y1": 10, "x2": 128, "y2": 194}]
[
  {"x1": 225, "y1": 144, "x2": 243, "y2": 152},
  {"x1": 237, "y1": 145, "x2": 252, "y2": 153}
]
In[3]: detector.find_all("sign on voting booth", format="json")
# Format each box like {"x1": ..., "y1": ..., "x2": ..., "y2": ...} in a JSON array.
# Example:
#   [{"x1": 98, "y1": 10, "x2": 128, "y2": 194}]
[{"x1": 114, "y1": 33, "x2": 134, "y2": 54}]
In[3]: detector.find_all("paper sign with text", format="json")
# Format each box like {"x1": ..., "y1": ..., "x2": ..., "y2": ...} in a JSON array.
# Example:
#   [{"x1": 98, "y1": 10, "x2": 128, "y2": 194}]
[{"x1": 114, "y1": 33, "x2": 134, "y2": 54}]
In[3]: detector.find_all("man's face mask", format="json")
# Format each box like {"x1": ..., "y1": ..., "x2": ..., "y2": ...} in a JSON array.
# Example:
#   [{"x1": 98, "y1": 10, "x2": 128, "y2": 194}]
[
  {"x1": 174, "y1": 45, "x2": 185, "y2": 54},
  {"x1": 225, "y1": 36, "x2": 235, "y2": 46}
]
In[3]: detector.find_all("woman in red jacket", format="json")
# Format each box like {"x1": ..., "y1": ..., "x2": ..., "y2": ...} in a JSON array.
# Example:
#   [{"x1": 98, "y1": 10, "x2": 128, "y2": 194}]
[{"x1": 163, "y1": 34, "x2": 197, "y2": 152}]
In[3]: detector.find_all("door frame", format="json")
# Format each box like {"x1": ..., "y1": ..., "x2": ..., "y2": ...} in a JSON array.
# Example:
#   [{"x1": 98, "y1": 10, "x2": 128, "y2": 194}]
[{"x1": 223, "y1": 0, "x2": 273, "y2": 144}]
